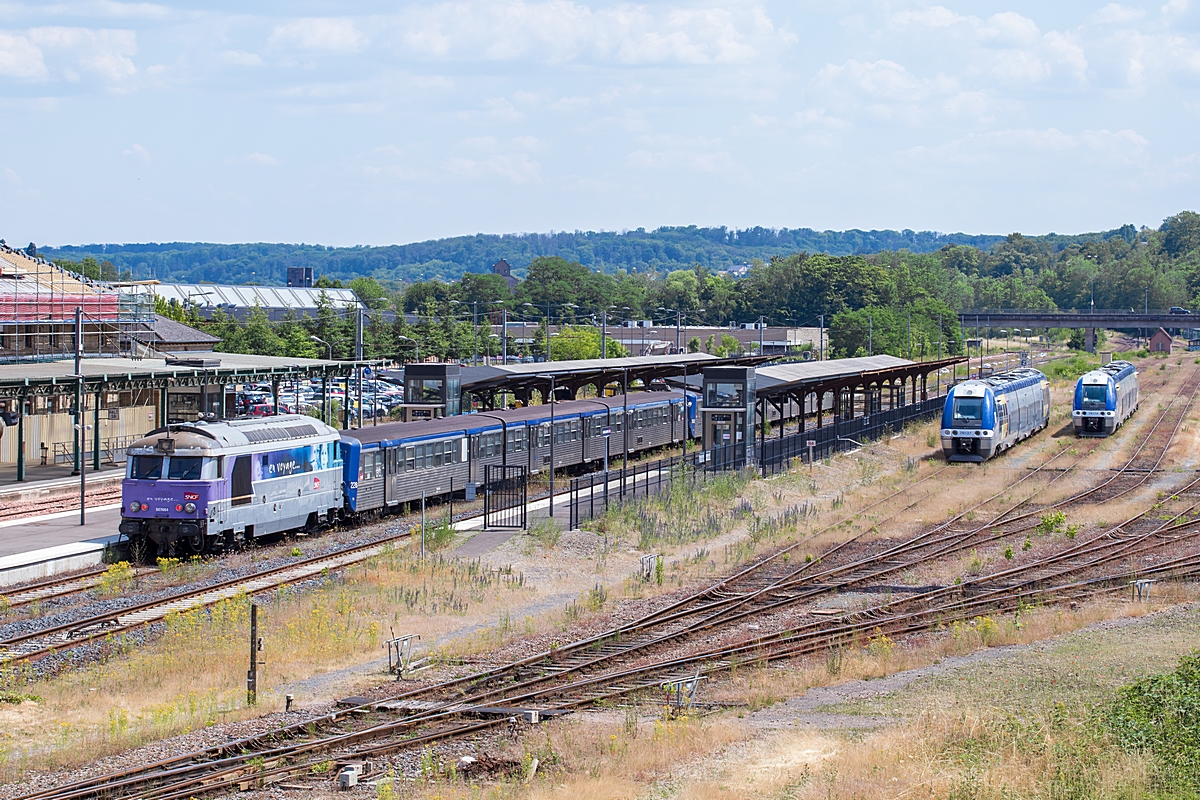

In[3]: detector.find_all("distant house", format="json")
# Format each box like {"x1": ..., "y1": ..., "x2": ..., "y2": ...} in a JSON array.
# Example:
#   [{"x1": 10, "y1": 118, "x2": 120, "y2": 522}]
[
  {"x1": 1150, "y1": 327, "x2": 1174, "y2": 353},
  {"x1": 492, "y1": 258, "x2": 519, "y2": 290}
]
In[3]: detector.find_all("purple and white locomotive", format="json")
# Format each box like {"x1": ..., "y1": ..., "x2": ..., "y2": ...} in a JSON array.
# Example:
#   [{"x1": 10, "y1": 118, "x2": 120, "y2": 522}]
[{"x1": 119, "y1": 415, "x2": 344, "y2": 556}]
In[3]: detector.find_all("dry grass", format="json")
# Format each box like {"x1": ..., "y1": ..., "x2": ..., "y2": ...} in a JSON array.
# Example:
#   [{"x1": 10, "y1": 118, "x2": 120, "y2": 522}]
[{"x1": 0, "y1": 543, "x2": 532, "y2": 778}]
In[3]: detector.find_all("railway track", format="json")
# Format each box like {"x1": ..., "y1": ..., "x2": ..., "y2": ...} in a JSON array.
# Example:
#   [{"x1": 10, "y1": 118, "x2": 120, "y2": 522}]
[
  {"x1": 0, "y1": 484, "x2": 121, "y2": 524},
  {"x1": 35, "y1": 477, "x2": 1200, "y2": 800},
  {"x1": 16, "y1": 363, "x2": 1200, "y2": 799},
  {"x1": 0, "y1": 566, "x2": 157, "y2": 611}
]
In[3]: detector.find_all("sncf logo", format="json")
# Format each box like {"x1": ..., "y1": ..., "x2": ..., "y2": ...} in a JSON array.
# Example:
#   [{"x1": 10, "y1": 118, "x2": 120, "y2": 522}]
[{"x1": 183, "y1": 492, "x2": 199, "y2": 501}]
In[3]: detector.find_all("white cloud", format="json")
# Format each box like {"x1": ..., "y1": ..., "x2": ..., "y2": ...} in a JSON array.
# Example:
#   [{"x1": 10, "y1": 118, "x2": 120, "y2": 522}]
[
  {"x1": 3, "y1": 167, "x2": 19, "y2": 183},
  {"x1": 1162, "y1": 0, "x2": 1189, "y2": 14},
  {"x1": 29, "y1": 26, "x2": 137, "y2": 81},
  {"x1": 891, "y1": 6, "x2": 966, "y2": 28},
  {"x1": 0, "y1": 30, "x2": 46, "y2": 78},
  {"x1": 1089, "y1": 4, "x2": 1146, "y2": 25},
  {"x1": 122, "y1": 142, "x2": 150, "y2": 161},
  {"x1": 397, "y1": 1, "x2": 782, "y2": 65},
  {"x1": 220, "y1": 49, "x2": 263, "y2": 67},
  {"x1": 445, "y1": 153, "x2": 541, "y2": 183},
  {"x1": 240, "y1": 152, "x2": 278, "y2": 166},
  {"x1": 270, "y1": 18, "x2": 367, "y2": 54}
]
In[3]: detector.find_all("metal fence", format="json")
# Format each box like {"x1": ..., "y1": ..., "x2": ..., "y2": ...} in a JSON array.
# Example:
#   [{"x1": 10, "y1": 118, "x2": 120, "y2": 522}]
[
  {"x1": 758, "y1": 396, "x2": 944, "y2": 476},
  {"x1": 568, "y1": 398, "x2": 945, "y2": 528},
  {"x1": 568, "y1": 443, "x2": 748, "y2": 529},
  {"x1": 483, "y1": 464, "x2": 528, "y2": 529}
]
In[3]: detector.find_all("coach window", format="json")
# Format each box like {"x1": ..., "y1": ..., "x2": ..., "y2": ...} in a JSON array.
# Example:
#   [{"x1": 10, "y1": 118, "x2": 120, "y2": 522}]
[{"x1": 405, "y1": 446, "x2": 415, "y2": 472}]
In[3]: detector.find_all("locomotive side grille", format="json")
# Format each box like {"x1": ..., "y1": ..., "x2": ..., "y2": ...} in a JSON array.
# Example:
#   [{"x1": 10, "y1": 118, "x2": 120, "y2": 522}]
[{"x1": 284, "y1": 424, "x2": 318, "y2": 439}]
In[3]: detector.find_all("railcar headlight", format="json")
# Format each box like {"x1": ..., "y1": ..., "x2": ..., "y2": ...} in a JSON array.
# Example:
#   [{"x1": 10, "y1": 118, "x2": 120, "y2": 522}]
[
  {"x1": 128, "y1": 501, "x2": 140, "y2": 513},
  {"x1": 184, "y1": 502, "x2": 196, "y2": 514}
]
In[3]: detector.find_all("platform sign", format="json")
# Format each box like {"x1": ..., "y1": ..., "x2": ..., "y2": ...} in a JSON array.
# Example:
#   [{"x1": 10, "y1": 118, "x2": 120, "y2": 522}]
[
  {"x1": 806, "y1": 439, "x2": 816, "y2": 447},
  {"x1": 601, "y1": 427, "x2": 611, "y2": 436}
]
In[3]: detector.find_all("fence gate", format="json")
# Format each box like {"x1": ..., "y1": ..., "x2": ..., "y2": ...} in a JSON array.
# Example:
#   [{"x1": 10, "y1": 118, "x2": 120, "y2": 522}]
[{"x1": 484, "y1": 464, "x2": 528, "y2": 529}]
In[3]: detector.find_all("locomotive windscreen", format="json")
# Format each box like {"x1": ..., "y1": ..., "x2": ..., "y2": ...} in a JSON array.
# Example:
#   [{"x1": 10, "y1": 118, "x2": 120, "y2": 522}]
[
  {"x1": 952, "y1": 397, "x2": 983, "y2": 422},
  {"x1": 131, "y1": 455, "x2": 163, "y2": 480},
  {"x1": 167, "y1": 457, "x2": 203, "y2": 480},
  {"x1": 1082, "y1": 386, "x2": 1106, "y2": 406}
]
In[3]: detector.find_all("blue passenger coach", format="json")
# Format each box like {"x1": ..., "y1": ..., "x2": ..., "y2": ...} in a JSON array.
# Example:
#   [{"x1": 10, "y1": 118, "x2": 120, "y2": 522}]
[
  {"x1": 1073, "y1": 360, "x2": 1138, "y2": 436},
  {"x1": 941, "y1": 368, "x2": 1051, "y2": 462}
]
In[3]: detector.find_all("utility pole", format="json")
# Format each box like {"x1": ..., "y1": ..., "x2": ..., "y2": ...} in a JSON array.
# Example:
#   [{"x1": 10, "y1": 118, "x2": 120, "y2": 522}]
[
  {"x1": 819, "y1": 314, "x2": 824, "y2": 360},
  {"x1": 907, "y1": 310, "x2": 912, "y2": 359},
  {"x1": 758, "y1": 315, "x2": 764, "y2": 356},
  {"x1": 246, "y1": 603, "x2": 261, "y2": 706},
  {"x1": 600, "y1": 307, "x2": 607, "y2": 359},
  {"x1": 355, "y1": 305, "x2": 363, "y2": 429},
  {"x1": 502, "y1": 307, "x2": 509, "y2": 363},
  {"x1": 472, "y1": 300, "x2": 479, "y2": 366},
  {"x1": 868, "y1": 315, "x2": 873, "y2": 356},
  {"x1": 72, "y1": 306, "x2": 82, "y2": 479},
  {"x1": 546, "y1": 300, "x2": 552, "y2": 362}
]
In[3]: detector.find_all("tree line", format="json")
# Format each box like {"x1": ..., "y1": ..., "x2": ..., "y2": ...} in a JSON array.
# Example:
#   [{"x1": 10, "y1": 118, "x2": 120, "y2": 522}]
[{"x1": 83, "y1": 211, "x2": 1200, "y2": 362}]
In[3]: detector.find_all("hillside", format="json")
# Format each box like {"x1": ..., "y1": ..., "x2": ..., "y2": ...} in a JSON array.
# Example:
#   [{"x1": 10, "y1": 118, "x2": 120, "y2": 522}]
[{"x1": 37, "y1": 226, "x2": 1013, "y2": 286}]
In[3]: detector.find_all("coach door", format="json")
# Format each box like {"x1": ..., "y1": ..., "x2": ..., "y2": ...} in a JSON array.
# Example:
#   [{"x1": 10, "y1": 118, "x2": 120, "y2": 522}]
[{"x1": 385, "y1": 446, "x2": 401, "y2": 505}]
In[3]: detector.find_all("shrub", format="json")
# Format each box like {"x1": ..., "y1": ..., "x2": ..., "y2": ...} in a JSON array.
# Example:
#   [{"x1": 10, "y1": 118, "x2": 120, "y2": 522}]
[{"x1": 1107, "y1": 650, "x2": 1200, "y2": 790}]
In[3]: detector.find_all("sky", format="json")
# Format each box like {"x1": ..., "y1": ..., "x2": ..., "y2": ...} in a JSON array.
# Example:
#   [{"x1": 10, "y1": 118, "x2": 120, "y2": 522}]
[{"x1": 0, "y1": 1, "x2": 1198, "y2": 247}]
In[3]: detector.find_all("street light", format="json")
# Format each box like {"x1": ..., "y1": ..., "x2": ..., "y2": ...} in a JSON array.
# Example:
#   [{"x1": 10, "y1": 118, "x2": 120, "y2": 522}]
[
  {"x1": 310, "y1": 335, "x2": 332, "y2": 360},
  {"x1": 396, "y1": 334, "x2": 419, "y2": 364},
  {"x1": 537, "y1": 373, "x2": 556, "y2": 518}
]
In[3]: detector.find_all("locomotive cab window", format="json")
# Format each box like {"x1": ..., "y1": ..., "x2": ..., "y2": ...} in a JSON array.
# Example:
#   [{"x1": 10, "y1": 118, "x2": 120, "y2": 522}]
[
  {"x1": 130, "y1": 455, "x2": 163, "y2": 480},
  {"x1": 952, "y1": 397, "x2": 983, "y2": 423},
  {"x1": 167, "y1": 457, "x2": 203, "y2": 480},
  {"x1": 1082, "y1": 385, "x2": 1106, "y2": 406}
]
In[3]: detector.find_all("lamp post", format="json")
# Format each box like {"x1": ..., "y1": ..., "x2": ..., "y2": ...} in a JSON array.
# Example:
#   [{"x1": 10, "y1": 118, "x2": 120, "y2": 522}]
[
  {"x1": 537, "y1": 373, "x2": 556, "y2": 518},
  {"x1": 396, "y1": 334, "x2": 419, "y2": 363},
  {"x1": 310, "y1": 335, "x2": 333, "y2": 424}
]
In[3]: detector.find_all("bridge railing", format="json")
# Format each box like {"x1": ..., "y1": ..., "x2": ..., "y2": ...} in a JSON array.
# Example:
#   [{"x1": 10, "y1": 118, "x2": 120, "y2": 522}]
[{"x1": 959, "y1": 308, "x2": 1186, "y2": 316}]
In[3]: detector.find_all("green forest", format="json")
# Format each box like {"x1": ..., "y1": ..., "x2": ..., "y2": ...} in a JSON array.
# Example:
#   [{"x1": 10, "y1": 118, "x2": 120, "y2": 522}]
[
  {"x1": 38, "y1": 226, "x2": 1008, "y2": 286},
  {"x1": 37, "y1": 211, "x2": 1200, "y2": 362}
]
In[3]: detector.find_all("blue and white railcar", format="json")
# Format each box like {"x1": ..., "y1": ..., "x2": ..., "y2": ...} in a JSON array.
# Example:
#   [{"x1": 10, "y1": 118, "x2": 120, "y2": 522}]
[
  {"x1": 941, "y1": 368, "x2": 1051, "y2": 462},
  {"x1": 1073, "y1": 360, "x2": 1138, "y2": 436}
]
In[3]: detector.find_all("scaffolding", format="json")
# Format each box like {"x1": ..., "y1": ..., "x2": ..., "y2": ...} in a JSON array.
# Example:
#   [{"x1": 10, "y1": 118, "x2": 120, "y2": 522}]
[{"x1": 0, "y1": 245, "x2": 156, "y2": 363}]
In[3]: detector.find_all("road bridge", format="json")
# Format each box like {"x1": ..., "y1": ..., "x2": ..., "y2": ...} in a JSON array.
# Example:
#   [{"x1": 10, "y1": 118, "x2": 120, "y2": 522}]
[{"x1": 957, "y1": 309, "x2": 1195, "y2": 352}]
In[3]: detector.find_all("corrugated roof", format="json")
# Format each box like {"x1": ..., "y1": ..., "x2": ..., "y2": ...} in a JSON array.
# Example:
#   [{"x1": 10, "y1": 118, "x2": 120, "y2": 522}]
[
  {"x1": 147, "y1": 283, "x2": 359, "y2": 310},
  {"x1": 755, "y1": 355, "x2": 913, "y2": 390}
]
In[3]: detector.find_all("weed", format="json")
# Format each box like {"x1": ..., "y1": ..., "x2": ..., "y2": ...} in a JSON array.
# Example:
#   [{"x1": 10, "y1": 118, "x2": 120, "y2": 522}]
[
  {"x1": 1004, "y1": 546, "x2": 1014, "y2": 560},
  {"x1": 1023, "y1": 537, "x2": 1033, "y2": 551},
  {"x1": 289, "y1": 547, "x2": 302, "y2": 557},
  {"x1": 1037, "y1": 510, "x2": 1067, "y2": 536},
  {"x1": 98, "y1": 562, "x2": 134, "y2": 596}
]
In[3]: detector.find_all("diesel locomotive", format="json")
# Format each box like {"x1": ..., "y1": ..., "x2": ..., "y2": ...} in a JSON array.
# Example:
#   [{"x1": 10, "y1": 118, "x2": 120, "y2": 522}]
[
  {"x1": 941, "y1": 368, "x2": 1051, "y2": 462},
  {"x1": 120, "y1": 391, "x2": 690, "y2": 556},
  {"x1": 1072, "y1": 360, "x2": 1138, "y2": 436}
]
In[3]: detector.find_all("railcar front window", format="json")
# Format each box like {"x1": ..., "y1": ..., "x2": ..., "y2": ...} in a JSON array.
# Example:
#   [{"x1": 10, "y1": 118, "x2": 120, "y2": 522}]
[
  {"x1": 130, "y1": 455, "x2": 163, "y2": 480},
  {"x1": 167, "y1": 457, "x2": 203, "y2": 480},
  {"x1": 1082, "y1": 386, "x2": 1107, "y2": 407},
  {"x1": 952, "y1": 398, "x2": 983, "y2": 423}
]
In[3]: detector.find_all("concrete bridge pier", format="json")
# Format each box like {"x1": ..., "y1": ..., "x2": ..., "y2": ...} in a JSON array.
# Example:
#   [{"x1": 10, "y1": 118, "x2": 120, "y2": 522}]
[{"x1": 1086, "y1": 328, "x2": 1097, "y2": 353}]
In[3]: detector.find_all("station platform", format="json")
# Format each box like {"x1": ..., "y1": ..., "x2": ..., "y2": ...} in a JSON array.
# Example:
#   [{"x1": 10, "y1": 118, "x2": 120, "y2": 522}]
[{"x1": 0, "y1": 465, "x2": 124, "y2": 586}]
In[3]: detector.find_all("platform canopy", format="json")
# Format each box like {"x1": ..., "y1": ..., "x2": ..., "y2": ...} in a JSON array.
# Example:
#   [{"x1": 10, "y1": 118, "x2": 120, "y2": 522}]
[
  {"x1": 0, "y1": 352, "x2": 371, "y2": 397},
  {"x1": 458, "y1": 353, "x2": 770, "y2": 406}
]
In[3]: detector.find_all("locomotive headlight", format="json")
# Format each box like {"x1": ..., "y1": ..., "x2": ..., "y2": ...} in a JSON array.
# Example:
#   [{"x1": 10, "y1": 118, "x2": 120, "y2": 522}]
[
  {"x1": 184, "y1": 502, "x2": 196, "y2": 514},
  {"x1": 128, "y1": 501, "x2": 140, "y2": 513}
]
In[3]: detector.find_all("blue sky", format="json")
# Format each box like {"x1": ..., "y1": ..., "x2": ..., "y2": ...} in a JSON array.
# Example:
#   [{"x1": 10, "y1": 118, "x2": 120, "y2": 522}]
[{"x1": 0, "y1": 1, "x2": 1197, "y2": 246}]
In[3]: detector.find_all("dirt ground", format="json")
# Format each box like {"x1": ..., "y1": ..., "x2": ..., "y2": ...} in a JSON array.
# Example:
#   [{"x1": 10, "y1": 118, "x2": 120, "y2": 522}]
[{"x1": 5, "y1": 350, "x2": 1199, "y2": 796}]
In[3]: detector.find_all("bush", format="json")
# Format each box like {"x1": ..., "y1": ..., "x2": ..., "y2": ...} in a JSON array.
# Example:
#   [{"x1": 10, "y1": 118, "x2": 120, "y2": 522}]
[{"x1": 1107, "y1": 650, "x2": 1200, "y2": 791}]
